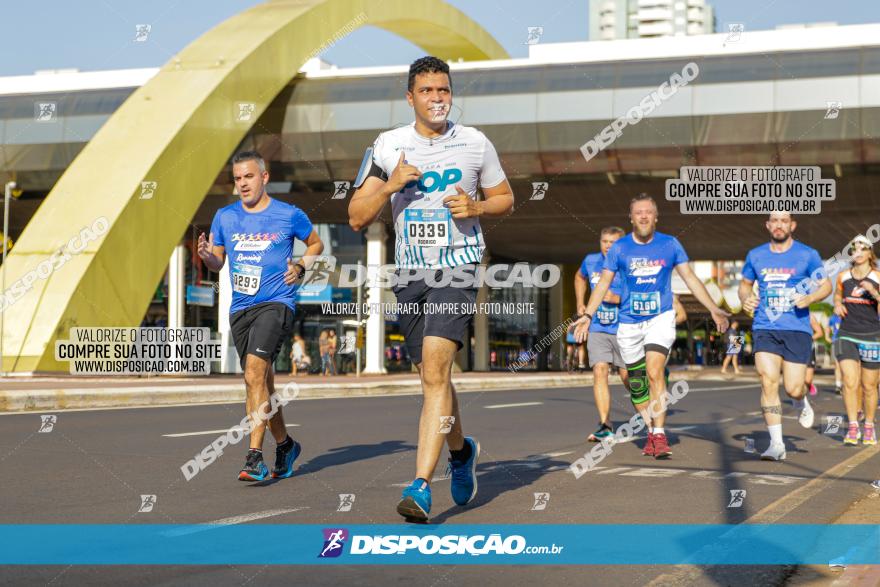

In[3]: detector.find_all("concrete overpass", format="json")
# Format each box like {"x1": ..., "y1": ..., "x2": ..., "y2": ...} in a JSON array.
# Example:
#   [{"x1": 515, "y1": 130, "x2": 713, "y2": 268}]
[{"x1": 1, "y1": 20, "x2": 879, "y2": 372}]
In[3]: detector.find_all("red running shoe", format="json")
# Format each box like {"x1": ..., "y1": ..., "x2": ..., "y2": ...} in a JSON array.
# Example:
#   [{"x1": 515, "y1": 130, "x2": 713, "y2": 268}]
[
  {"x1": 642, "y1": 432, "x2": 655, "y2": 456},
  {"x1": 653, "y1": 433, "x2": 672, "y2": 459}
]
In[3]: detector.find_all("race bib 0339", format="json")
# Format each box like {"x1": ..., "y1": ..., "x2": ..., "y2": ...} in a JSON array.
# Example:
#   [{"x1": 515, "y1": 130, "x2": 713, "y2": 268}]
[{"x1": 404, "y1": 208, "x2": 450, "y2": 247}]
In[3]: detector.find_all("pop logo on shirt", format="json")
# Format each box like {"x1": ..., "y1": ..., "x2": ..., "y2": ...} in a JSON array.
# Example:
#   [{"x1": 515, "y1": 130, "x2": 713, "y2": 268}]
[{"x1": 404, "y1": 168, "x2": 462, "y2": 193}]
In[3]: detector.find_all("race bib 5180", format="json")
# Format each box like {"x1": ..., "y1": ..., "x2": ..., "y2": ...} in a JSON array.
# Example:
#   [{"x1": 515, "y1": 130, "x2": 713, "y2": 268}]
[{"x1": 631, "y1": 291, "x2": 660, "y2": 317}]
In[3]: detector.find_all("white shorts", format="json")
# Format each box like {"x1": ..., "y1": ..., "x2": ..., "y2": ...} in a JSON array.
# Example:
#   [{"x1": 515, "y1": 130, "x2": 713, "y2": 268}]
[{"x1": 616, "y1": 310, "x2": 676, "y2": 365}]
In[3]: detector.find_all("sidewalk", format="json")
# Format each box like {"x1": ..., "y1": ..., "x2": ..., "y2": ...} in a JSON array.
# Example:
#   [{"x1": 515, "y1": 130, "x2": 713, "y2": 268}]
[{"x1": 0, "y1": 366, "x2": 831, "y2": 413}]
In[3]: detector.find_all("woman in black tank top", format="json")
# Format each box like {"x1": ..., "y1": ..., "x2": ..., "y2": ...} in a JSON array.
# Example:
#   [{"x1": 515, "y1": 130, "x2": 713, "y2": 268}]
[{"x1": 833, "y1": 236, "x2": 880, "y2": 446}]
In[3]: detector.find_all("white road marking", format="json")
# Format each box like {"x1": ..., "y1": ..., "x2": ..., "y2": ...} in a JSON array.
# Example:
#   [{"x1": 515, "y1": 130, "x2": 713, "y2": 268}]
[
  {"x1": 163, "y1": 424, "x2": 299, "y2": 437},
  {"x1": 667, "y1": 425, "x2": 697, "y2": 432},
  {"x1": 162, "y1": 507, "x2": 309, "y2": 536},
  {"x1": 587, "y1": 465, "x2": 805, "y2": 485},
  {"x1": 484, "y1": 401, "x2": 543, "y2": 409}
]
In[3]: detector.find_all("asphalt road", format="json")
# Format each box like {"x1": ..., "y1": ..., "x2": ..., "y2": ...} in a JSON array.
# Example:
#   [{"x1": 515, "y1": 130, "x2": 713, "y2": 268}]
[{"x1": 1, "y1": 379, "x2": 878, "y2": 586}]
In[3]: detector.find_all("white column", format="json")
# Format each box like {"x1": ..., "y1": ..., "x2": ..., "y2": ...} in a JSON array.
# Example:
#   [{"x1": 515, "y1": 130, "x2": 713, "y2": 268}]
[
  {"x1": 218, "y1": 261, "x2": 241, "y2": 373},
  {"x1": 364, "y1": 223, "x2": 387, "y2": 374},
  {"x1": 168, "y1": 245, "x2": 185, "y2": 330}
]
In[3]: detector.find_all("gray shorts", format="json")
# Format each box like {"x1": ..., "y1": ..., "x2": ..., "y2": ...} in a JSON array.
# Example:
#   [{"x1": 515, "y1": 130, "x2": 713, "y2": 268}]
[{"x1": 588, "y1": 331, "x2": 625, "y2": 370}]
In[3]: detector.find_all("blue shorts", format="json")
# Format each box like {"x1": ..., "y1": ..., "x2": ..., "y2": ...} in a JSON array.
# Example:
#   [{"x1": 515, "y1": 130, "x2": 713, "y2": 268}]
[{"x1": 753, "y1": 330, "x2": 812, "y2": 364}]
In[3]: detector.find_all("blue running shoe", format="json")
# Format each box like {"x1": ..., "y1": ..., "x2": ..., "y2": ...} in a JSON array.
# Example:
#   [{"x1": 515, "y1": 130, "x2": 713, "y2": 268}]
[
  {"x1": 449, "y1": 437, "x2": 480, "y2": 506},
  {"x1": 238, "y1": 450, "x2": 269, "y2": 482},
  {"x1": 397, "y1": 479, "x2": 431, "y2": 521},
  {"x1": 272, "y1": 438, "x2": 301, "y2": 479}
]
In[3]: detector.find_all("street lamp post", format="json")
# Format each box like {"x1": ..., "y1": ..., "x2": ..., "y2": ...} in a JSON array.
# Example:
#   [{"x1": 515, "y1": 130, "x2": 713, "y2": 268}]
[{"x1": 1, "y1": 181, "x2": 14, "y2": 376}]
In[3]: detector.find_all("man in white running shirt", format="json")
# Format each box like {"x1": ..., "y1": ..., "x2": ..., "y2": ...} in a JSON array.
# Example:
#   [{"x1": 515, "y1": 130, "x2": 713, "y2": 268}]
[{"x1": 348, "y1": 56, "x2": 514, "y2": 521}]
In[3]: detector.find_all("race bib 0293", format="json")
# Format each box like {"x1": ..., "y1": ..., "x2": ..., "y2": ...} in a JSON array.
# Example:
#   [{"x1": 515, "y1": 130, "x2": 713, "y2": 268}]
[{"x1": 231, "y1": 262, "x2": 262, "y2": 295}]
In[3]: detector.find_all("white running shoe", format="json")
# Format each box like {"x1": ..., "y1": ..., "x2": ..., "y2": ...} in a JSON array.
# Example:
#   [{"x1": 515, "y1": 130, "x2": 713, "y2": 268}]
[
  {"x1": 761, "y1": 442, "x2": 787, "y2": 461},
  {"x1": 798, "y1": 396, "x2": 814, "y2": 429}
]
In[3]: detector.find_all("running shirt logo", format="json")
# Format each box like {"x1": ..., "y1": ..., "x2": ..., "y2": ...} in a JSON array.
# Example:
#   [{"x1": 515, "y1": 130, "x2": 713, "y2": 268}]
[
  {"x1": 760, "y1": 267, "x2": 795, "y2": 282},
  {"x1": 232, "y1": 232, "x2": 281, "y2": 252},
  {"x1": 629, "y1": 258, "x2": 665, "y2": 276}
]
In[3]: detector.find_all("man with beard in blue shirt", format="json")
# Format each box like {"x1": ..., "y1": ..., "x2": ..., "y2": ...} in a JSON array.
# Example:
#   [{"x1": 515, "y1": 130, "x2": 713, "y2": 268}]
[
  {"x1": 739, "y1": 212, "x2": 831, "y2": 460},
  {"x1": 576, "y1": 194, "x2": 728, "y2": 458}
]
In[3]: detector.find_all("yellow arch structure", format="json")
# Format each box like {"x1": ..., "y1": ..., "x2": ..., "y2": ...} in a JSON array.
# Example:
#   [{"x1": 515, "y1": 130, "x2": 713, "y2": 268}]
[{"x1": 2, "y1": 0, "x2": 507, "y2": 372}]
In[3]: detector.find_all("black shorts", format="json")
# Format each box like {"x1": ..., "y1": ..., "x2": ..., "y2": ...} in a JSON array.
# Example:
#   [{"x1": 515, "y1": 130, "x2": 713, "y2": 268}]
[
  {"x1": 393, "y1": 267, "x2": 478, "y2": 365},
  {"x1": 230, "y1": 302, "x2": 294, "y2": 370},
  {"x1": 835, "y1": 333, "x2": 880, "y2": 370},
  {"x1": 753, "y1": 329, "x2": 812, "y2": 364}
]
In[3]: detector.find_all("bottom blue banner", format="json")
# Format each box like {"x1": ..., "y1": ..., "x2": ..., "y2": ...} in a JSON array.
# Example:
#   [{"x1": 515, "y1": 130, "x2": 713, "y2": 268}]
[{"x1": 1, "y1": 524, "x2": 877, "y2": 565}]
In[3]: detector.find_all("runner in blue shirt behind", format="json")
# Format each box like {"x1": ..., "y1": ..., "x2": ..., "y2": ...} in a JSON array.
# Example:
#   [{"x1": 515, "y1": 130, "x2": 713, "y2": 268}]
[
  {"x1": 199, "y1": 151, "x2": 324, "y2": 482},
  {"x1": 738, "y1": 212, "x2": 831, "y2": 461},
  {"x1": 575, "y1": 226, "x2": 629, "y2": 442},
  {"x1": 576, "y1": 194, "x2": 728, "y2": 459}
]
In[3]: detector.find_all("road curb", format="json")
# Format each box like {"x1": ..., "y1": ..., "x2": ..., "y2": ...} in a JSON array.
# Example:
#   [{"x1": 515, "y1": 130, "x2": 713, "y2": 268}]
[
  {"x1": 0, "y1": 370, "x2": 820, "y2": 413},
  {"x1": 0, "y1": 374, "x2": 597, "y2": 412}
]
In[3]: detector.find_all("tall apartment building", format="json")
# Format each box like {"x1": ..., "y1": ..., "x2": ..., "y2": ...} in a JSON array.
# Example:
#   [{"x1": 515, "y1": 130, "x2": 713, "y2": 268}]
[{"x1": 589, "y1": 0, "x2": 715, "y2": 41}]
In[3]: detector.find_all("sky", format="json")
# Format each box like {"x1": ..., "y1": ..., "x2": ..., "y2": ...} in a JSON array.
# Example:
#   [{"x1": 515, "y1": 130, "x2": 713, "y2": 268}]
[{"x1": 0, "y1": 0, "x2": 877, "y2": 76}]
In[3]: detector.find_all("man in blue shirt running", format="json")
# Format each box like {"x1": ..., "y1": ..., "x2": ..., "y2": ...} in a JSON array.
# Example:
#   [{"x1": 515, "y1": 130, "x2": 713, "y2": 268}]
[
  {"x1": 575, "y1": 226, "x2": 629, "y2": 442},
  {"x1": 576, "y1": 194, "x2": 728, "y2": 459},
  {"x1": 738, "y1": 212, "x2": 831, "y2": 461},
  {"x1": 198, "y1": 151, "x2": 324, "y2": 481}
]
